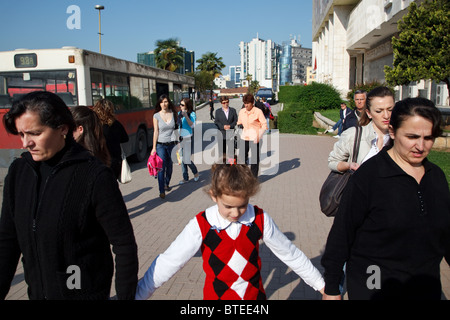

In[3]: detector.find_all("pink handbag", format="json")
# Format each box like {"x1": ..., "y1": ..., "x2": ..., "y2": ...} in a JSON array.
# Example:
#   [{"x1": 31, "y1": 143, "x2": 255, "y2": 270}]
[{"x1": 147, "y1": 153, "x2": 163, "y2": 177}]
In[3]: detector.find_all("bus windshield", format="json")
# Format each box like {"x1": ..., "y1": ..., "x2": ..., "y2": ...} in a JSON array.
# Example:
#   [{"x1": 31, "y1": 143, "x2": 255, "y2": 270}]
[{"x1": 0, "y1": 70, "x2": 78, "y2": 108}]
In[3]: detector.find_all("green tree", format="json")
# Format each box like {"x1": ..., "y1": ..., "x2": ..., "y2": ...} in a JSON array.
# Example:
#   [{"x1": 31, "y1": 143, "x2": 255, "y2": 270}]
[
  {"x1": 154, "y1": 38, "x2": 186, "y2": 72},
  {"x1": 384, "y1": 0, "x2": 450, "y2": 96},
  {"x1": 248, "y1": 80, "x2": 260, "y2": 95},
  {"x1": 188, "y1": 71, "x2": 215, "y2": 101},
  {"x1": 196, "y1": 52, "x2": 225, "y2": 100}
]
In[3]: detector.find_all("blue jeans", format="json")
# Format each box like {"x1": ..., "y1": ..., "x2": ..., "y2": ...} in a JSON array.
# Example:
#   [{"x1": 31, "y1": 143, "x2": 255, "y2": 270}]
[
  {"x1": 332, "y1": 119, "x2": 343, "y2": 135},
  {"x1": 156, "y1": 143, "x2": 175, "y2": 194},
  {"x1": 180, "y1": 136, "x2": 198, "y2": 181}
]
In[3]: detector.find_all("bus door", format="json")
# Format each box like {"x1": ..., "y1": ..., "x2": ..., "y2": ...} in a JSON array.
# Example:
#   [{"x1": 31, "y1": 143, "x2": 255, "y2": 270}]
[{"x1": 156, "y1": 83, "x2": 169, "y2": 100}]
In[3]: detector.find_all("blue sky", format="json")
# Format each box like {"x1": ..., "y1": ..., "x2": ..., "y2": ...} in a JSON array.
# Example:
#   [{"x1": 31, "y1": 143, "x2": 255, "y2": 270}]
[{"x1": 0, "y1": 0, "x2": 313, "y2": 73}]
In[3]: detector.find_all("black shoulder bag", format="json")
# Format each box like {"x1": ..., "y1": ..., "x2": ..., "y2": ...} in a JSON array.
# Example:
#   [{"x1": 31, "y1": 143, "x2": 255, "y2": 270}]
[{"x1": 319, "y1": 126, "x2": 362, "y2": 217}]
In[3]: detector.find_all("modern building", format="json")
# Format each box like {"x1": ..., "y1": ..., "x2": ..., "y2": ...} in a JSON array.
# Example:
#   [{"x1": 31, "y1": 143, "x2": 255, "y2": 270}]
[
  {"x1": 280, "y1": 38, "x2": 312, "y2": 85},
  {"x1": 229, "y1": 65, "x2": 242, "y2": 87},
  {"x1": 239, "y1": 36, "x2": 277, "y2": 89},
  {"x1": 137, "y1": 49, "x2": 195, "y2": 75},
  {"x1": 184, "y1": 50, "x2": 195, "y2": 74},
  {"x1": 213, "y1": 75, "x2": 234, "y2": 89},
  {"x1": 306, "y1": 66, "x2": 316, "y2": 85},
  {"x1": 137, "y1": 51, "x2": 156, "y2": 68},
  {"x1": 312, "y1": 0, "x2": 448, "y2": 105}
]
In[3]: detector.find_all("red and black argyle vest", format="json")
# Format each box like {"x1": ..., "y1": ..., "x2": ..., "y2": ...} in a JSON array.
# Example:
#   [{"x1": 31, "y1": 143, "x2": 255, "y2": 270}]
[{"x1": 196, "y1": 206, "x2": 266, "y2": 300}]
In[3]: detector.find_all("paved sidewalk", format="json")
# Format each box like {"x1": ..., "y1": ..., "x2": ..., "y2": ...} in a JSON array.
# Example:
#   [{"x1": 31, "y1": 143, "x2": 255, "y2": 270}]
[{"x1": 3, "y1": 99, "x2": 449, "y2": 300}]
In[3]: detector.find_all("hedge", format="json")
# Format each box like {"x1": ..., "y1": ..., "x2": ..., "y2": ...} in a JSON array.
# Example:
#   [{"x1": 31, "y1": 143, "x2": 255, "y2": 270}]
[
  {"x1": 277, "y1": 102, "x2": 317, "y2": 134},
  {"x1": 278, "y1": 83, "x2": 342, "y2": 111},
  {"x1": 277, "y1": 83, "x2": 342, "y2": 134}
]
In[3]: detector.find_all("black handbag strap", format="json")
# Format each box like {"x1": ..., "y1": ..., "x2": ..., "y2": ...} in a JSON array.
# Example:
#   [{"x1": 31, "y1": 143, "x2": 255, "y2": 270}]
[{"x1": 351, "y1": 126, "x2": 362, "y2": 163}]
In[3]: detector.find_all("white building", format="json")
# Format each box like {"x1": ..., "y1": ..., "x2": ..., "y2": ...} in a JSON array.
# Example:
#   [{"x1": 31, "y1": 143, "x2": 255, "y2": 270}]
[
  {"x1": 312, "y1": 0, "x2": 448, "y2": 106},
  {"x1": 229, "y1": 65, "x2": 242, "y2": 87},
  {"x1": 214, "y1": 75, "x2": 231, "y2": 89},
  {"x1": 239, "y1": 36, "x2": 276, "y2": 89}
]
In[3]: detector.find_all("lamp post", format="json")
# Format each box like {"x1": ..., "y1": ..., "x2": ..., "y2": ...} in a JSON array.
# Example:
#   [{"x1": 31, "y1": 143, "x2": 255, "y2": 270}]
[{"x1": 95, "y1": 5, "x2": 104, "y2": 53}]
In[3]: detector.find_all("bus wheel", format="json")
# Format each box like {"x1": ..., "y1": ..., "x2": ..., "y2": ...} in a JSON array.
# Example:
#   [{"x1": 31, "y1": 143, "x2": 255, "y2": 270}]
[{"x1": 134, "y1": 128, "x2": 148, "y2": 162}]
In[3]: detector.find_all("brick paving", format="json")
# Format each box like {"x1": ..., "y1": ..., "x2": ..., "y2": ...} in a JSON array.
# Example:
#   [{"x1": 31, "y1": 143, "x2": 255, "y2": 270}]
[{"x1": 2, "y1": 98, "x2": 449, "y2": 300}]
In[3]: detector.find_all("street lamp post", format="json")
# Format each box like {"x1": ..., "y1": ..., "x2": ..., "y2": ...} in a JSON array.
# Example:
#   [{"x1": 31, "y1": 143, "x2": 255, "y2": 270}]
[{"x1": 95, "y1": 5, "x2": 104, "y2": 53}]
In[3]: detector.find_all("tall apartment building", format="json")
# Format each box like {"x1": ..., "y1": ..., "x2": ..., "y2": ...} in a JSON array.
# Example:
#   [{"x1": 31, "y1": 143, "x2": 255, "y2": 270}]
[
  {"x1": 312, "y1": 0, "x2": 448, "y2": 105},
  {"x1": 229, "y1": 65, "x2": 242, "y2": 88},
  {"x1": 280, "y1": 38, "x2": 312, "y2": 85},
  {"x1": 239, "y1": 36, "x2": 277, "y2": 89}
]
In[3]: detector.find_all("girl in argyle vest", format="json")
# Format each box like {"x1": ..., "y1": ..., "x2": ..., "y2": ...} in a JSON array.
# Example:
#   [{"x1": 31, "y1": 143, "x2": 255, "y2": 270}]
[{"x1": 135, "y1": 164, "x2": 325, "y2": 300}]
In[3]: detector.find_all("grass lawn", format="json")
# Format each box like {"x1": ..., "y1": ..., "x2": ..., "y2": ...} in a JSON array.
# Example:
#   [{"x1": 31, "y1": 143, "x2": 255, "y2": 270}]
[
  {"x1": 318, "y1": 108, "x2": 340, "y2": 122},
  {"x1": 428, "y1": 150, "x2": 450, "y2": 188}
]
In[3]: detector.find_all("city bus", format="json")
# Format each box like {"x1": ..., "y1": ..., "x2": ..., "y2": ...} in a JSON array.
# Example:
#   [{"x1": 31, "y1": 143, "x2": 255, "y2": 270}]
[{"x1": 0, "y1": 47, "x2": 195, "y2": 167}]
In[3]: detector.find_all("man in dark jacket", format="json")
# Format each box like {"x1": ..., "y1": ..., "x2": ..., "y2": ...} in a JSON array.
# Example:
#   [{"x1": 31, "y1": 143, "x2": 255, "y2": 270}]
[
  {"x1": 342, "y1": 90, "x2": 367, "y2": 132},
  {"x1": 214, "y1": 97, "x2": 238, "y2": 159}
]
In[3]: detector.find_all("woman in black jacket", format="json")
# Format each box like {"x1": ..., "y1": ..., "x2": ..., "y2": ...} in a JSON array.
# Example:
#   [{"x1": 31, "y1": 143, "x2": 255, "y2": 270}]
[
  {"x1": 93, "y1": 99, "x2": 129, "y2": 180},
  {"x1": 0, "y1": 91, "x2": 138, "y2": 300},
  {"x1": 322, "y1": 97, "x2": 450, "y2": 300}
]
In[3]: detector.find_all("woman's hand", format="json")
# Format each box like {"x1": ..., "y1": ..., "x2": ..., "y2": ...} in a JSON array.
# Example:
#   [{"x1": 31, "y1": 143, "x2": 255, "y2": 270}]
[
  {"x1": 349, "y1": 162, "x2": 360, "y2": 171},
  {"x1": 322, "y1": 293, "x2": 342, "y2": 300},
  {"x1": 337, "y1": 161, "x2": 360, "y2": 172}
]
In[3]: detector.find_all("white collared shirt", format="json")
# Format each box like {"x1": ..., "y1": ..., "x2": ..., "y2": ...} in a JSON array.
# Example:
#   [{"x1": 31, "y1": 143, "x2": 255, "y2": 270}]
[
  {"x1": 361, "y1": 125, "x2": 390, "y2": 164},
  {"x1": 135, "y1": 204, "x2": 325, "y2": 300},
  {"x1": 222, "y1": 107, "x2": 229, "y2": 119}
]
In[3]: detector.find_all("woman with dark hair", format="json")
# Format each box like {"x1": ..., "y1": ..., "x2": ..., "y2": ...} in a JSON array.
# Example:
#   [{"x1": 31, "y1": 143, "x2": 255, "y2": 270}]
[
  {"x1": 236, "y1": 94, "x2": 267, "y2": 177},
  {"x1": 177, "y1": 98, "x2": 199, "y2": 184},
  {"x1": 328, "y1": 86, "x2": 395, "y2": 173},
  {"x1": 152, "y1": 94, "x2": 178, "y2": 198},
  {"x1": 0, "y1": 91, "x2": 138, "y2": 300},
  {"x1": 322, "y1": 97, "x2": 450, "y2": 300},
  {"x1": 71, "y1": 105, "x2": 111, "y2": 166},
  {"x1": 93, "y1": 99, "x2": 129, "y2": 180}
]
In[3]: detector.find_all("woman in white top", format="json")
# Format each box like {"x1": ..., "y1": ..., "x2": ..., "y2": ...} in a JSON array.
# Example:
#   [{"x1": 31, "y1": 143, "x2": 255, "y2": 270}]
[{"x1": 328, "y1": 87, "x2": 395, "y2": 173}]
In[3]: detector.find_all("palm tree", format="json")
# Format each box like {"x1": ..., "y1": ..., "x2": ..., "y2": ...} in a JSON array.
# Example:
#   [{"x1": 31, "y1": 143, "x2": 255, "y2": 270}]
[
  {"x1": 196, "y1": 52, "x2": 225, "y2": 100},
  {"x1": 154, "y1": 38, "x2": 185, "y2": 72}
]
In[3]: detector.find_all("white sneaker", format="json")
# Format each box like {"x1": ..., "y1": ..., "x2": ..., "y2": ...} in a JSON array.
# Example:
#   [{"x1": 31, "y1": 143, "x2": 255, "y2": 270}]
[
  {"x1": 193, "y1": 174, "x2": 199, "y2": 182},
  {"x1": 333, "y1": 135, "x2": 340, "y2": 138},
  {"x1": 327, "y1": 128, "x2": 334, "y2": 133},
  {"x1": 179, "y1": 180, "x2": 188, "y2": 185}
]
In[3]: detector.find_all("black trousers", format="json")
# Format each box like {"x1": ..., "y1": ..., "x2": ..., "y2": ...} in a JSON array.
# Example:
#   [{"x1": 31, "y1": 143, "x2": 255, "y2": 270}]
[{"x1": 244, "y1": 140, "x2": 260, "y2": 177}]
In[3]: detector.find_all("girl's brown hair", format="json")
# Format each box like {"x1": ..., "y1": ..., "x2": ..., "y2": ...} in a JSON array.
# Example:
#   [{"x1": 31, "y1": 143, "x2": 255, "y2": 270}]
[
  {"x1": 93, "y1": 99, "x2": 116, "y2": 126},
  {"x1": 208, "y1": 164, "x2": 260, "y2": 199}
]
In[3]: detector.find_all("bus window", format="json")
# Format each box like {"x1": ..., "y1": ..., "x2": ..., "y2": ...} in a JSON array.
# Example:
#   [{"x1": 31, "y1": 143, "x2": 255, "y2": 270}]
[
  {"x1": 0, "y1": 94, "x2": 12, "y2": 108},
  {"x1": 173, "y1": 83, "x2": 182, "y2": 105},
  {"x1": 149, "y1": 79, "x2": 157, "y2": 107},
  {"x1": 104, "y1": 72, "x2": 130, "y2": 111},
  {"x1": 130, "y1": 76, "x2": 150, "y2": 109},
  {"x1": 0, "y1": 70, "x2": 78, "y2": 106},
  {"x1": 91, "y1": 70, "x2": 104, "y2": 104}
]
